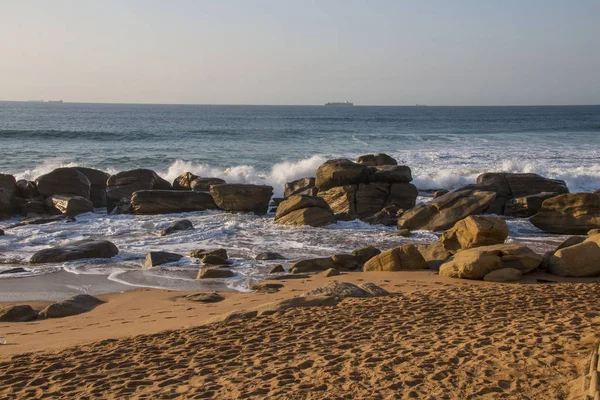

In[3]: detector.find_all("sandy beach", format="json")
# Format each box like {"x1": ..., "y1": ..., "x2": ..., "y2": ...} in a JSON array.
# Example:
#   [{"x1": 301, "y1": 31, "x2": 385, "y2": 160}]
[{"x1": 2, "y1": 271, "x2": 600, "y2": 399}]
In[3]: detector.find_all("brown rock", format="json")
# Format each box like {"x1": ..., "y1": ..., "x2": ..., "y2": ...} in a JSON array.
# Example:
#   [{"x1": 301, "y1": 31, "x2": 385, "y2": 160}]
[
  {"x1": 284, "y1": 177, "x2": 317, "y2": 198},
  {"x1": 504, "y1": 192, "x2": 558, "y2": 218},
  {"x1": 320, "y1": 268, "x2": 340, "y2": 277},
  {"x1": 269, "y1": 265, "x2": 285, "y2": 274},
  {"x1": 274, "y1": 195, "x2": 336, "y2": 227},
  {"x1": 255, "y1": 252, "x2": 285, "y2": 260},
  {"x1": 45, "y1": 195, "x2": 93, "y2": 216},
  {"x1": 185, "y1": 292, "x2": 225, "y2": 303},
  {"x1": 191, "y1": 177, "x2": 226, "y2": 192},
  {"x1": 30, "y1": 240, "x2": 119, "y2": 264},
  {"x1": 250, "y1": 283, "x2": 284, "y2": 293},
  {"x1": 419, "y1": 241, "x2": 453, "y2": 270},
  {"x1": 201, "y1": 255, "x2": 231, "y2": 265},
  {"x1": 370, "y1": 165, "x2": 412, "y2": 183},
  {"x1": 0, "y1": 305, "x2": 38, "y2": 322},
  {"x1": 396, "y1": 228, "x2": 411, "y2": 237},
  {"x1": 358, "y1": 282, "x2": 390, "y2": 297},
  {"x1": 331, "y1": 254, "x2": 363, "y2": 271},
  {"x1": 143, "y1": 251, "x2": 183, "y2": 268},
  {"x1": 547, "y1": 234, "x2": 600, "y2": 277},
  {"x1": 16, "y1": 179, "x2": 38, "y2": 199},
  {"x1": 317, "y1": 185, "x2": 357, "y2": 216},
  {"x1": 172, "y1": 172, "x2": 199, "y2": 190},
  {"x1": 483, "y1": 268, "x2": 523, "y2": 282},
  {"x1": 0, "y1": 188, "x2": 15, "y2": 219},
  {"x1": 351, "y1": 246, "x2": 381, "y2": 263},
  {"x1": 160, "y1": 219, "x2": 193, "y2": 236},
  {"x1": 355, "y1": 182, "x2": 389, "y2": 218},
  {"x1": 39, "y1": 294, "x2": 104, "y2": 319},
  {"x1": 398, "y1": 189, "x2": 497, "y2": 231},
  {"x1": 131, "y1": 190, "x2": 217, "y2": 214},
  {"x1": 433, "y1": 190, "x2": 449, "y2": 199},
  {"x1": 75, "y1": 167, "x2": 110, "y2": 208},
  {"x1": 356, "y1": 153, "x2": 398, "y2": 166},
  {"x1": 530, "y1": 193, "x2": 600, "y2": 234},
  {"x1": 0, "y1": 174, "x2": 17, "y2": 198},
  {"x1": 209, "y1": 184, "x2": 273, "y2": 215},
  {"x1": 196, "y1": 268, "x2": 235, "y2": 279},
  {"x1": 555, "y1": 236, "x2": 586, "y2": 251},
  {"x1": 386, "y1": 183, "x2": 418, "y2": 210},
  {"x1": 189, "y1": 248, "x2": 228, "y2": 259},
  {"x1": 315, "y1": 159, "x2": 368, "y2": 191},
  {"x1": 304, "y1": 281, "x2": 371, "y2": 298},
  {"x1": 36, "y1": 168, "x2": 91, "y2": 199},
  {"x1": 290, "y1": 257, "x2": 334, "y2": 273},
  {"x1": 106, "y1": 169, "x2": 171, "y2": 211},
  {"x1": 363, "y1": 244, "x2": 428, "y2": 271},
  {"x1": 440, "y1": 215, "x2": 508, "y2": 252},
  {"x1": 439, "y1": 243, "x2": 542, "y2": 280}
]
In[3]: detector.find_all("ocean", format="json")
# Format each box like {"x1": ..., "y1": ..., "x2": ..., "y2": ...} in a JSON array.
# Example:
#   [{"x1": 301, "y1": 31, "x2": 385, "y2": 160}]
[{"x1": 0, "y1": 102, "x2": 599, "y2": 298}]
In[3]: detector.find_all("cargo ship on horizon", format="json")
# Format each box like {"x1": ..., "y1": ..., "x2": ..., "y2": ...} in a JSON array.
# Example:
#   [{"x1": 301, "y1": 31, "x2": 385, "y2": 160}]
[{"x1": 324, "y1": 101, "x2": 354, "y2": 106}]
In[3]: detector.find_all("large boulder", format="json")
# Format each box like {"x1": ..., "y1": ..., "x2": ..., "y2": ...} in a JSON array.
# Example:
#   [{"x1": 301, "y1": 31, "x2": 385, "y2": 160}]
[
  {"x1": 75, "y1": 167, "x2": 110, "y2": 208},
  {"x1": 547, "y1": 234, "x2": 600, "y2": 277},
  {"x1": 483, "y1": 268, "x2": 523, "y2": 282},
  {"x1": 398, "y1": 190, "x2": 497, "y2": 231},
  {"x1": 209, "y1": 184, "x2": 273, "y2": 215},
  {"x1": 172, "y1": 172, "x2": 199, "y2": 190},
  {"x1": 191, "y1": 177, "x2": 226, "y2": 192},
  {"x1": 36, "y1": 168, "x2": 91, "y2": 199},
  {"x1": 386, "y1": 183, "x2": 418, "y2": 209},
  {"x1": 356, "y1": 153, "x2": 398, "y2": 166},
  {"x1": 504, "y1": 192, "x2": 559, "y2": 218},
  {"x1": 351, "y1": 246, "x2": 381, "y2": 264},
  {"x1": 0, "y1": 188, "x2": 14, "y2": 219},
  {"x1": 39, "y1": 294, "x2": 104, "y2": 319},
  {"x1": 30, "y1": 240, "x2": 119, "y2": 264},
  {"x1": 439, "y1": 243, "x2": 542, "y2": 279},
  {"x1": 355, "y1": 182, "x2": 389, "y2": 218},
  {"x1": 290, "y1": 257, "x2": 334, "y2": 274},
  {"x1": 418, "y1": 241, "x2": 453, "y2": 270},
  {"x1": 0, "y1": 305, "x2": 38, "y2": 322},
  {"x1": 46, "y1": 194, "x2": 93, "y2": 216},
  {"x1": 0, "y1": 174, "x2": 17, "y2": 198},
  {"x1": 363, "y1": 244, "x2": 428, "y2": 271},
  {"x1": 530, "y1": 193, "x2": 600, "y2": 234},
  {"x1": 369, "y1": 166, "x2": 412, "y2": 184},
  {"x1": 275, "y1": 195, "x2": 335, "y2": 227},
  {"x1": 315, "y1": 159, "x2": 368, "y2": 191},
  {"x1": 440, "y1": 215, "x2": 508, "y2": 252},
  {"x1": 15, "y1": 179, "x2": 38, "y2": 199},
  {"x1": 143, "y1": 251, "x2": 183, "y2": 268},
  {"x1": 131, "y1": 190, "x2": 218, "y2": 214},
  {"x1": 317, "y1": 185, "x2": 356, "y2": 216},
  {"x1": 106, "y1": 169, "x2": 171, "y2": 211},
  {"x1": 284, "y1": 177, "x2": 317, "y2": 198}
]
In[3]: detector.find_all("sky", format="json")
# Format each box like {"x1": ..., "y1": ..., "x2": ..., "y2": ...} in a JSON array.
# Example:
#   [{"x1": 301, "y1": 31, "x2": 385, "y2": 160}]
[{"x1": 1, "y1": 0, "x2": 599, "y2": 105}]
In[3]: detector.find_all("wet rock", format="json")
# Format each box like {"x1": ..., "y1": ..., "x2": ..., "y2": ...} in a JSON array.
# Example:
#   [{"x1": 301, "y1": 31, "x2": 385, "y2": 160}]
[
  {"x1": 504, "y1": 192, "x2": 559, "y2": 218},
  {"x1": 250, "y1": 283, "x2": 284, "y2": 293},
  {"x1": 530, "y1": 193, "x2": 600, "y2": 234},
  {"x1": 439, "y1": 243, "x2": 542, "y2": 280},
  {"x1": 209, "y1": 184, "x2": 273, "y2": 215},
  {"x1": 160, "y1": 219, "x2": 193, "y2": 236},
  {"x1": 191, "y1": 177, "x2": 227, "y2": 192},
  {"x1": 362, "y1": 208, "x2": 398, "y2": 226},
  {"x1": 0, "y1": 305, "x2": 38, "y2": 322},
  {"x1": 315, "y1": 159, "x2": 369, "y2": 191},
  {"x1": 189, "y1": 248, "x2": 228, "y2": 260},
  {"x1": 142, "y1": 251, "x2": 183, "y2": 268},
  {"x1": 185, "y1": 292, "x2": 225, "y2": 303},
  {"x1": 275, "y1": 195, "x2": 335, "y2": 227},
  {"x1": 284, "y1": 177, "x2": 317, "y2": 198},
  {"x1": 0, "y1": 229, "x2": 4, "y2": 236},
  {"x1": 30, "y1": 240, "x2": 119, "y2": 264},
  {"x1": 36, "y1": 168, "x2": 91, "y2": 199},
  {"x1": 75, "y1": 167, "x2": 110, "y2": 208},
  {"x1": 364, "y1": 244, "x2": 428, "y2": 271},
  {"x1": 433, "y1": 190, "x2": 449, "y2": 199},
  {"x1": 369, "y1": 165, "x2": 412, "y2": 183},
  {"x1": 106, "y1": 169, "x2": 171, "y2": 212},
  {"x1": 22, "y1": 200, "x2": 47, "y2": 216},
  {"x1": 398, "y1": 189, "x2": 497, "y2": 231},
  {"x1": 5, "y1": 215, "x2": 74, "y2": 229},
  {"x1": 440, "y1": 215, "x2": 508, "y2": 252},
  {"x1": 255, "y1": 252, "x2": 286, "y2": 260},
  {"x1": 396, "y1": 228, "x2": 411, "y2": 237},
  {"x1": 331, "y1": 254, "x2": 363, "y2": 271},
  {"x1": 269, "y1": 264, "x2": 285, "y2": 274},
  {"x1": 320, "y1": 268, "x2": 340, "y2": 277},
  {"x1": 46, "y1": 194, "x2": 93, "y2": 216},
  {"x1": 290, "y1": 257, "x2": 334, "y2": 274},
  {"x1": 15, "y1": 179, "x2": 38, "y2": 199},
  {"x1": 356, "y1": 153, "x2": 398, "y2": 166},
  {"x1": 0, "y1": 267, "x2": 27, "y2": 275},
  {"x1": 172, "y1": 172, "x2": 199, "y2": 190},
  {"x1": 0, "y1": 174, "x2": 17, "y2": 198},
  {"x1": 131, "y1": 190, "x2": 217, "y2": 214},
  {"x1": 0, "y1": 188, "x2": 15, "y2": 219},
  {"x1": 196, "y1": 268, "x2": 235, "y2": 279},
  {"x1": 201, "y1": 255, "x2": 231, "y2": 266},
  {"x1": 351, "y1": 246, "x2": 381, "y2": 263},
  {"x1": 39, "y1": 294, "x2": 104, "y2": 319}
]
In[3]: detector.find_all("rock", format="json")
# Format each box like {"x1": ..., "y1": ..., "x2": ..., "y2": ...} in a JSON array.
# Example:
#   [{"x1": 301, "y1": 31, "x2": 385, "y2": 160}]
[
  {"x1": 45, "y1": 194, "x2": 93, "y2": 216},
  {"x1": 160, "y1": 219, "x2": 193, "y2": 236},
  {"x1": 255, "y1": 252, "x2": 285, "y2": 260},
  {"x1": 39, "y1": 294, "x2": 104, "y2": 319},
  {"x1": 22, "y1": 200, "x2": 47, "y2": 216},
  {"x1": 209, "y1": 184, "x2": 273, "y2": 215},
  {"x1": 363, "y1": 244, "x2": 428, "y2": 271},
  {"x1": 0, "y1": 267, "x2": 26, "y2": 274},
  {"x1": 269, "y1": 265, "x2": 285, "y2": 274},
  {"x1": 331, "y1": 254, "x2": 363, "y2": 271},
  {"x1": 358, "y1": 282, "x2": 390, "y2": 297},
  {"x1": 131, "y1": 190, "x2": 217, "y2": 214},
  {"x1": 396, "y1": 228, "x2": 411, "y2": 237},
  {"x1": 504, "y1": 192, "x2": 558, "y2": 218},
  {"x1": 589, "y1": 229, "x2": 600, "y2": 236},
  {"x1": 185, "y1": 292, "x2": 224, "y2": 303},
  {"x1": 419, "y1": 241, "x2": 453, "y2": 270},
  {"x1": 106, "y1": 169, "x2": 171, "y2": 211},
  {"x1": 320, "y1": 268, "x2": 340, "y2": 277},
  {"x1": 362, "y1": 208, "x2": 398, "y2": 226},
  {"x1": 143, "y1": 251, "x2": 183, "y2": 268},
  {"x1": 483, "y1": 268, "x2": 523, "y2": 282},
  {"x1": 355, "y1": 182, "x2": 389, "y2": 218},
  {"x1": 111, "y1": 197, "x2": 132, "y2": 214},
  {"x1": 317, "y1": 185, "x2": 357, "y2": 217},
  {"x1": 0, "y1": 188, "x2": 14, "y2": 219},
  {"x1": 30, "y1": 240, "x2": 119, "y2": 264},
  {"x1": 440, "y1": 215, "x2": 509, "y2": 252},
  {"x1": 245, "y1": 295, "x2": 338, "y2": 317},
  {"x1": 196, "y1": 268, "x2": 235, "y2": 279},
  {"x1": 433, "y1": 190, "x2": 449, "y2": 199},
  {"x1": 36, "y1": 168, "x2": 91, "y2": 199},
  {"x1": 0, "y1": 305, "x2": 38, "y2": 322},
  {"x1": 284, "y1": 177, "x2": 317, "y2": 198},
  {"x1": 398, "y1": 189, "x2": 497, "y2": 231},
  {"x1": 0, "y1": 229, "x2": 3, "y2": 236},
  {"x1": 191, "y1": 178, "x2": 227, "y2": 192},
  {"x1": 370, "y1": 165, "x2": 412, "y2": 183},
  {"x1": 315, "y1": 159, "x2": 368, "y2": 191},
  {"x1": 6, "y1": 215, "x2": 74, "y2": 229},
  {"x1": 250, "y1": 283, "x2": 284, "y2": 293},
  {"x1": 75, "y1": 167, "x2": 110, "y2": 208},
  {"x1": 189, "y1": 248, "x2": 228, "y2": 260},
  {"x1": 267, "y1": 273, "x2": 311, "y2": 280},
  {"x1": 275, "y1": 195, "x2": 336, "y2": 227},
  {"x1": 351, "y1": 246, "x2": 381, "y2": 263},
  {"x1": 15, "y1": 179, "x2": 38, "y2": 199},
  {"x1": 290, "y1": 257, "x2": 334, "y2": 274},
  {"x1": 547, "y1": 234, "x2": 600, "y2": 277},
  {"x1": 304, "y1": 281, "x2": 371, "y2": 298},
  {"x1": 386, "y1": 183, "x2": 419, "y2": 210},
  {"x1": 201, "y1": 255, "x2": 231, "y2": 265},
  {"x1": 530, "y1": 193, "x2": 600, "y2": 234},
  {"x1": 439, "y1": 243, "x2": 542, "y2": 279},
  {"x1": 555, "y1": 236, "x2": 586, "y2": 251},
  {"x1": 172, "y1": 172, "x2": 199, "y2": 190},
  {"x1": 0, "y1": 174, "x2": 17, "y2": 198},
  {"x1": 356, "y1": 153, "x2": 398, "y2": 166}
]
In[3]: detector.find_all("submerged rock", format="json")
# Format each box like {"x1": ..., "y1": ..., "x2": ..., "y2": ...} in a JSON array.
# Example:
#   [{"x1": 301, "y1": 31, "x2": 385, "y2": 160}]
[
  {"x1": 160, "y1": 219, "x2": 193, "y2": 236},
  {"x1": 255, "y1": 252, "x2": 286, "y2": 260},
  {"x1": 30, "y1": 240, "x2": 119, "y2": 264}
]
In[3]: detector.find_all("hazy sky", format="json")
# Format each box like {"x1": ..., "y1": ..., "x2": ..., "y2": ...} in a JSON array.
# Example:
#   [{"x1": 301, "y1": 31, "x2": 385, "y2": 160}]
[{"x1": 1, "y1": 1, "x2": 599, "y2": 105}]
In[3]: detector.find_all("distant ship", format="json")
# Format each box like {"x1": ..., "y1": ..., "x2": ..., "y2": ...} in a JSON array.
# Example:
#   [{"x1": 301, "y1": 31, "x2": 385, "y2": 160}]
[
  {"x1": 325, "y1": 101, "x2": 354, "y2": 106},
  {"x1": 48, "y1": 100, "x2": 63, "y2": 103}
]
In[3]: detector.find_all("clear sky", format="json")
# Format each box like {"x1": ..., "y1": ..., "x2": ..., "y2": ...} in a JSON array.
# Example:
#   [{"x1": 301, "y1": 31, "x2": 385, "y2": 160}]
[{"x1": 1, "y1": 0, "x2": 599, "y2": 105}]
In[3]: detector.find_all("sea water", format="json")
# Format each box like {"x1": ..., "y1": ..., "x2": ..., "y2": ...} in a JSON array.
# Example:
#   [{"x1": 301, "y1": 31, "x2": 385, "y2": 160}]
[{"x1": 0, "y1": 102, "x2": 599, "y2": 292}]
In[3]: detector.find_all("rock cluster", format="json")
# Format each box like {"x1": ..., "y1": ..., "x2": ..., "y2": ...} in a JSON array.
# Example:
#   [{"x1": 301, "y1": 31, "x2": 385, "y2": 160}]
[{"x1": 0, "y1": 294, "x2": 104, "y2": 322}]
